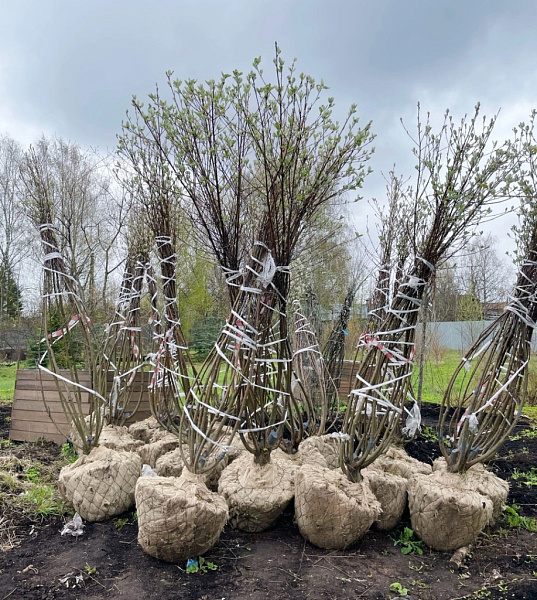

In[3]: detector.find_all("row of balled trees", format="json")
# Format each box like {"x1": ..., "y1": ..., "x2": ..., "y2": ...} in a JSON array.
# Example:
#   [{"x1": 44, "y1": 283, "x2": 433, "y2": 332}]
[
  {"x1": 31, "y1": 51, "x2": 537, "y2": 561},
  {"x1": 57, "y1": 209, "x2": 537, "y2": 561}
]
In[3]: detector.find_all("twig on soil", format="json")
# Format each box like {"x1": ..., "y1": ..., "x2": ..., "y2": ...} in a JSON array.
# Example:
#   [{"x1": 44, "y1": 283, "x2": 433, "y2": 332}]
[
  {"x1": 69, "y1": 566, "x2": 107, "y2": 590},
  {"x1": 449, "y1": 546, "x2": 471, "y2": 569},
  {"x1": 214, "y1": 540, "x2": 250, "y2": 560},
  {"x1": 310, "y1": 551, "x2": 365, "y2": 566},
  {"x1": 316, "y1": 559, "x2": 355, "y2": 580},
  {"x1": 0, "y1": 517, "x2": 20, "y2": 552},
  {"x1": 219, "y1": 540, "x2": 240, "y2": 559},
  {"x1": 449, "y1": 577, "x2": 524, "y2": 600},
  {"x1": 277, "y1": 567, "x2": 302, "y2": 582},
  {"x1": 1, "y1": 589, "x2": 17, "y2": 600},
  {"x1": 297, "y1": 538, "x2": 307, "y2": 578}
]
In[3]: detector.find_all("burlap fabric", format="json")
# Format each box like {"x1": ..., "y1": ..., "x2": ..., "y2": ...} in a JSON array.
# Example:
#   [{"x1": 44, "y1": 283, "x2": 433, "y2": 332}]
[
  {"x1": 273, "y1": 446, "x2": 328, "y2": 471},
  {"x1": 363, "y1": 466, "x2": 408, "y2": 531},
  {"x1": 432, "y1": 458, "x2": 509, "y2": 521},
  {"x1": 137, "y1": 432, "x2": 181, "y2": 467},
  {"x1": 408, "y1": 470, "x2": 493, "y2": 551},
  {"x1": 218, "y1": 452, "x2": 295, "y2": 532},
  {"x1": 135, "y1": 470, "x2": 228, "y2": 563},
  {"x1": 294, "y1": 463, "x2": 382, "y2": 549},
  {"x1": 155, "y1": 447, "x2": 229, "y2": 491},
  {"x1": 372, "y1": 446, "x2": 432, "y2": 479},
  {"x1": 149, "y1": 428, "x2": 176, "y2": 442},
  {"x1": 128, "y1": 416, "x2": 162, "y2": 443},
  {"x1": 299, "y1": 434, "x2": 341, "y2": 469},
  {"x1": 154, "y1": 447, "x2": 187, "y2": 477},
  {"x1": 58, "y1": 446, "x2": 141, "y2": 522},
  {"x1": 98, "y1": 425, "x2": 145, "y2": 453}
]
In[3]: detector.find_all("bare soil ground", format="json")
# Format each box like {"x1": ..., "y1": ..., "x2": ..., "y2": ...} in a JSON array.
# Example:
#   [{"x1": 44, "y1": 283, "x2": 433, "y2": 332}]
[{"x1": 0, "y1": 403, "x2": 536, "y2": 600}]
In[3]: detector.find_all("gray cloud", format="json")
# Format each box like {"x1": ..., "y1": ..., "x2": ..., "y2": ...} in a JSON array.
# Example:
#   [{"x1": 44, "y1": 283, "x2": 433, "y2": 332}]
[{"x1": 0, "y1": 0, "x2": 535, "y2": 254}]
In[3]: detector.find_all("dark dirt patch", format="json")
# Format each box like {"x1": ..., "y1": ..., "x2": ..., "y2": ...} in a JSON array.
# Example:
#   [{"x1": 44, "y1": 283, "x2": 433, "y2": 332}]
[
  {"x1": 1, "y1": 402, "x2": 11, "y2": 437},
  {"x1": 1, "y1": 402, "x2": 536, "y2": 600}
]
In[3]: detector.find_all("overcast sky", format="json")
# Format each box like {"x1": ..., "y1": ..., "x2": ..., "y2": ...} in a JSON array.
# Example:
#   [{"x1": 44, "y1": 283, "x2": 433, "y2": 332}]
[{"x1": 1, "y1": 0, "x2": 536, "y2": 257}]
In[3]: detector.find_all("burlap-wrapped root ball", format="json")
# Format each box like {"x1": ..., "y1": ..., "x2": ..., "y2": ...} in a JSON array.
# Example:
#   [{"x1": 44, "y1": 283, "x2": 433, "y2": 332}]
[
  {"x1": 129, "y1": 416, "x2": 162, "y2": 443},
  {"x1": 71, "y1": 420, "x2": 145, "y2": 455},
  {"x1": 363, "y1": 466, "x2": 407, "y2": 531},
  {"x1": 294, "y1": 463, "x2": 382, "y2": 549},
  {"x1": 218, "y1": 452, "x2": 295, "y2": 532},
  {"x1": 273, "y1": 446, "x2": 328, "y2": 471},
  {"x1": 372, "y1": 446, "x2": 432, "y2": 479},
  {"x1": 432, "y1": 458, "x2": 509, "y2": 521},
  {"x1": 408, "y1": 471, "x2": 493, "y2": 551},
  {"x1": 137, "y1": 432, "x2": 181, "y2": 467},
  {"x1": 98, "y1": 425, "x2": 145, "y2": 453},
  {"x1": 58, "y1": 446, "x2": 141, "y2": 522},
  {"x1": 135, "y1": 469, "x2": 228, "y2": 563},
  {"x1": 155, "y1": 447, "x2": 228, "y2": 491},
  {"x1": 154, "y1": 446, "x2": 187, "y2": 477},
  {"x1": 298, "y1": 434, "x2": 342, "y2": 469}
]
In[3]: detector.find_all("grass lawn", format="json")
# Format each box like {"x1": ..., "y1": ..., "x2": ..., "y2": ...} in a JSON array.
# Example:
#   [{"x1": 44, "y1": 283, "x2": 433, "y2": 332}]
[
  {"x1": 411, "y1": 349, "x2": 463, "y2": 405},
  {"x1": 412, "y1": 348, "x2": 537, "y2": 421},
  {"x1": 0, "y1": 362, "x2": 17, "y2": 404}
]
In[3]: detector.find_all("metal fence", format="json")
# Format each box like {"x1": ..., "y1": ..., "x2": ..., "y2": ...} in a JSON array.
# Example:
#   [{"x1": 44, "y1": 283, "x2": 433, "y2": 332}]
[{"x1": 424, "y1": 320, "x2": 537, "y2": 353}]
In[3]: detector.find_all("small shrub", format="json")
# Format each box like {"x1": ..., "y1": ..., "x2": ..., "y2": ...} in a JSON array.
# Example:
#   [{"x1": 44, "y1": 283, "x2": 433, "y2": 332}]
[
  {"x1": 512, "y1": 468, "x2": 537, "y2": 487},
  {"x1": 186, "y1": 556, "x2": 218, "y2": 574},
  {"x1": 393, "y1": 527, "x2": 423, "y2": 555},
  {"x1": 389, "y1": 581, "x2": 409, "y2": 596},
  {"x1": 114, "y1": 517, "x2": 129, "y2": 531},
  {"x1": 61, "y1": 443, "x2": 78, "y2": 464},
  {"x1": 503, "y1": 505, "x2": 537, "y2": 532},
  {"x1": 421, "y1": 426, "x2": 439, "y2": 443}
]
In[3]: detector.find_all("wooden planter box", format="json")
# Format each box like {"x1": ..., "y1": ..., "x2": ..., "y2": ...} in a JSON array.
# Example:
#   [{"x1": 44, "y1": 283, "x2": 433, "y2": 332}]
[
  {"x1": 9, "y1": 364, "x2": 357, "y2": 445},
  {"x1": 9, "y1": 370, "x2": 152, "y2": 445},
  {"x1": 338, "y1": 360, "x2": 357, "y2": 396}
]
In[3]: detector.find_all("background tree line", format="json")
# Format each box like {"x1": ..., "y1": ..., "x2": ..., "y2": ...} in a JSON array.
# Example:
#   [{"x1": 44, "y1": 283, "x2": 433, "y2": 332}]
[
  {"x1": 0, "y1": 131, "x2": 368, "y2": 363},
  {"x1": 0, "y1": 110, "x2": 521, "y2": 365}
]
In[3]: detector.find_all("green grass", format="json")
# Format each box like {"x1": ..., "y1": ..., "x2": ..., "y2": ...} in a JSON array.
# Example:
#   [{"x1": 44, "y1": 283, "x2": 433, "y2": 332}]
[
  {"x1": 411, "y1": 349, "x2": 462, "y2": 405},
  {"x1": 411, "y1": 349, "x2": 537, "y2": 419},
  {"x1": 0, "y1": 363, "x2": 16, "y2": 404},
  {"x1": 60, "y1": 443, "x2": 78, "y2": 463},
  {"x1": 15, "y1": 483, "x2": 65, "y2": 517},
  {"x1": 511, "y1": 467, "x2": 537, "y2": 487},
  {"x1": 502, "y1": 504, "x2": 537, "y2": 532},
  {"x1": 523, "y1": 405, "x2": 537, "y2": 423},
  {"x1": 0, "y1": 456, "x2": 67, "y2": 520}
]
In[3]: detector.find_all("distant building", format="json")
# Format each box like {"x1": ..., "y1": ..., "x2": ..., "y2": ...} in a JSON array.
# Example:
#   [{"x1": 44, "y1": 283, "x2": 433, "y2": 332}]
[
  {"x1": 0, "y1": 325, "x2": 31, "y2": 361},
  {"x1": 482, "y1": 302, "x2": 507, "y2": 320}
]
